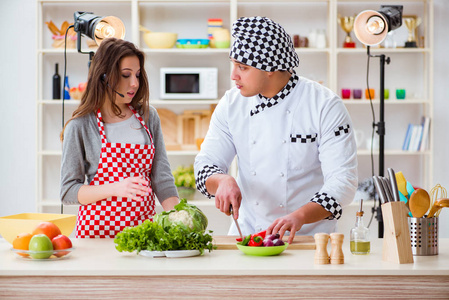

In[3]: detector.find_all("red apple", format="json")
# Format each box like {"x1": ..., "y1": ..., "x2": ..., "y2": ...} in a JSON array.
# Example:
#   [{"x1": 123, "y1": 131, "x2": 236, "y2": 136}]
[{"x1": 51, "y1": 234, "x2": 72, "y2": 257}]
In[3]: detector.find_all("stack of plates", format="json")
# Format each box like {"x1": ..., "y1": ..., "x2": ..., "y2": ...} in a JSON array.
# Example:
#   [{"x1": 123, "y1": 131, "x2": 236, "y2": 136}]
[{"x1": 176, "y1": 39, "x2": 210, "y2": 49}]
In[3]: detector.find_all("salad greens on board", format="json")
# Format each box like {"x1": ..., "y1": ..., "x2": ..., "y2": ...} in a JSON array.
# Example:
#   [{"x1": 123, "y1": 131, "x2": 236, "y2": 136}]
[{"x1": 114, "y1": 199, "x2": 214, "y2": 254}]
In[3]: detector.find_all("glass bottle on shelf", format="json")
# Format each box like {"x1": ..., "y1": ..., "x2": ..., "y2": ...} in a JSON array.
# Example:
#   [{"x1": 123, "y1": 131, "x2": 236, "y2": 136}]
[
  {"x1": 350, "y1": 199, "x2": 370, "y2": 255},
  {"x1": 52, "y1": 63, "x2": 61, "y2": 100}
]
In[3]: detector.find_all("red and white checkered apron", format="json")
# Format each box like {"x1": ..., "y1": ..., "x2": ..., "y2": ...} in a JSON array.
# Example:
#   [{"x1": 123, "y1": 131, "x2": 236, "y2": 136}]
[{"x1": 76, "y1": 105, "x2": 155, "y2": 238}]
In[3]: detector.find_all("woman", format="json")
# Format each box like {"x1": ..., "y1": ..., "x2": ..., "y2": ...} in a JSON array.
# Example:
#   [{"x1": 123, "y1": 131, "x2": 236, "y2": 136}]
[{"x1": 60, "y1": 38, "x2": 179, "y2": 238}]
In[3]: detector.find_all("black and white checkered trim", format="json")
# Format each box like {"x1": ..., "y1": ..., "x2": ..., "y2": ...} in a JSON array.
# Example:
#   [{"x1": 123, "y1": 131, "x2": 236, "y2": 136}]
[
  {"x1": 250, "y1": 73, "x2": 298, "y2": 116},
  {"x1": 334, "y1": 124, "x2": 350, "y2": 136},
  {"x1": 196, "y1": 165, "x2": 225, "y2": 198},
  {"x1": 310, "y1": 192, "x2": 342, "y2": 220},
  {"x1": 290, "y1": 133, "x2": 318, "y2": 143},
  {"x1": 230, "y1": 16, "x2": 299, "y2": 72}
]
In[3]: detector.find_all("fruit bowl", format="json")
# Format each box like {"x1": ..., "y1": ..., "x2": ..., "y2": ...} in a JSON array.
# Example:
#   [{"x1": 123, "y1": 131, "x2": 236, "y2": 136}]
[
  {"x1": 0, "y1": 213, "x2": 76, "y2": 244},
  {"x1": 11, "y1": 247, "x2": 75, "y2": 260},
  {"x1": 236, "y1": 243, "x2": 289, "y2": 256}
]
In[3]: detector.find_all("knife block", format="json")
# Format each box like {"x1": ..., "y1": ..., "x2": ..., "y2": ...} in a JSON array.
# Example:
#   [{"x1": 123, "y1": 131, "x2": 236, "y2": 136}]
[{"x1": 381, "y1": 202, "x2": 414, "y2": 264}]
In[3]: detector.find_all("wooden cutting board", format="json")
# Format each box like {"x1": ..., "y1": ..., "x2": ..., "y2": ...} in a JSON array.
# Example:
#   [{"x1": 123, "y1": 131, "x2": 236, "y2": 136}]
[
  {"x1": 156, "y1": 108, "x2": 179, "y2": 147},
  {"x1": 213, "y1": 235, "x2": 316, "y2": 250}
]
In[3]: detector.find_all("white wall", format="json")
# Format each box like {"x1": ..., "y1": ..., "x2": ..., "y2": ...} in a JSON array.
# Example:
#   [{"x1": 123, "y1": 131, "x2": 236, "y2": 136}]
[
  {"x1": 0, "y1": 0, "x2": 37, "y2": 215},
  {"x1": 1, "y1": 0, "x2": 448, "y2": 237}
]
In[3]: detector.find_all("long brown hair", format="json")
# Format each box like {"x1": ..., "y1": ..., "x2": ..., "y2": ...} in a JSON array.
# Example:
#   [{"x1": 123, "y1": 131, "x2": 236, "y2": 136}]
[{"x1": 60, "y1": 38, "x2": 149, "y2": 140}]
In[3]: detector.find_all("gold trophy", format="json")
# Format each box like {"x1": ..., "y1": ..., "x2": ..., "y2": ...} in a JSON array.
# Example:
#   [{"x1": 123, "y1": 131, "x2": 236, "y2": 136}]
[
  {"x1": 404, "y1": 17, "x2": 422, "y2": 48},
  {"x1": 338, "y1": 15, "x2": 356, "y2": 48}
]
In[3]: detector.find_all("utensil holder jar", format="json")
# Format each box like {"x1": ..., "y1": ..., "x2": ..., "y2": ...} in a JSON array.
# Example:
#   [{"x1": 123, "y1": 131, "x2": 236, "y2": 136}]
[{"x1": 409, "y1": 217, "x2": 438, "y2": 256}]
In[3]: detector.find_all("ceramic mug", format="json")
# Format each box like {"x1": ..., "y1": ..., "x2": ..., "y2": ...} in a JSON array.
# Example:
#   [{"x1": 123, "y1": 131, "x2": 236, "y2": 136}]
[
  {"x1": 341, "y1": 89, "x2": 351, "y2": 99},
  {"x1": 365, "y1": 88, "x2": 375, "y2": 99},
  {"x1": 353, "y1": 89, "x2": 362, "y2": 99},
  {"x1": 396, "y1": 89, "x2": 406, "y2": 100}
]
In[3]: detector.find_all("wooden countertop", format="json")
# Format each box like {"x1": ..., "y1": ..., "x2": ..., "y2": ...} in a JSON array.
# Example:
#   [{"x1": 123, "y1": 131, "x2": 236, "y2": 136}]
[
  {"x1": 1, "y1": 237, "x2": 449, "y2": 276},
  {"x1": 1, "y1": 237, "x2": 449, "y2": 298}
]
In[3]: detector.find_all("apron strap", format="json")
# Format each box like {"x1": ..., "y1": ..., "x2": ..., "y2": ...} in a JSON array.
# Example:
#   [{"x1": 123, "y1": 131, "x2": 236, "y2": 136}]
[{"x1": 96, "y1": 109, "x2": 108, "y2": 146}]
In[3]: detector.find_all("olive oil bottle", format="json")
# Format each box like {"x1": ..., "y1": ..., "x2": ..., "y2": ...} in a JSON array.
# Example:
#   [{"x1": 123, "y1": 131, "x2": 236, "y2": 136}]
[{"x1": 350, "y1": 199, "x2": 370, "y2": 255}]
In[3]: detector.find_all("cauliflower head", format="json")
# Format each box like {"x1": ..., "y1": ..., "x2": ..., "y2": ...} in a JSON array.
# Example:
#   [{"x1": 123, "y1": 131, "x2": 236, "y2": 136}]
[{"x1": 167, "y1": 210, "x2": 194, "y2": 230}]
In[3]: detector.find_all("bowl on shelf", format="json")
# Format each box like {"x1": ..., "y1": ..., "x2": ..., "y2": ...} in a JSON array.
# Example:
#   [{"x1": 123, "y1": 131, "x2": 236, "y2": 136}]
[
  {"x1": 0, "y1": 213, "x2": 76, "y2": 244},
  {"x1": 214, "y1": 40, "x2": 230, "y2": 48},
  {"x1": 143, "y1": 32, "x2": 178, "y2": 49},
  {"x1": 176, "y1": 39, "x2": 210, "y2": 49}
]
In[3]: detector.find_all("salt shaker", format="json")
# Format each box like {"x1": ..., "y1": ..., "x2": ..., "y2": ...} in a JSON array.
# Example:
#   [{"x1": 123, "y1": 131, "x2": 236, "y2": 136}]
[
  {"x1": 314, "y1": 233, "x2": 330, "y2": 264},
  {"x1": 330, "y1": 232, "x2": 344, "y2": 264}
]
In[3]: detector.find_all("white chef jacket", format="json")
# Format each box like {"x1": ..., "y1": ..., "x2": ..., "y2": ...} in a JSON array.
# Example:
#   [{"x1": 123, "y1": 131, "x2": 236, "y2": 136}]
[{"x1": 194, "y1": 75, "x2": 358, "y2": 236}]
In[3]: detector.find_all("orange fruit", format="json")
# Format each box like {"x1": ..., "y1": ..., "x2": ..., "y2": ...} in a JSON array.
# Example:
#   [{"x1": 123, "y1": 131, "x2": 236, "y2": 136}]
[
  {"x1": 12, "y1": 232, "x2": 33, "y2": 257},
  {"x1": 32, "y1": 222, "x2": 61, "y2": 240}
]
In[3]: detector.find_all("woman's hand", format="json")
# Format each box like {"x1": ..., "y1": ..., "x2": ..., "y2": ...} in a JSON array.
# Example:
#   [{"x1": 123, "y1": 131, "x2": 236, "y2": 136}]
[{"x1": 112, "y1": 174, "x2": 152, "y2": 202}]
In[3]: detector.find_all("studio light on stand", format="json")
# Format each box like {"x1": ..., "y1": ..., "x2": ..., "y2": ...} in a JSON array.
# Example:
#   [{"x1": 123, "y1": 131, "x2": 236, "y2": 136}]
[
  {"x1": 353, "y1": 5, "x2": 403, "y2": 238},
  {"x1": 73, "y1": 11, "x2": 125, "y2": 67},
  {"x1": 59, "y1": 12, "x2": 125, "y2": 214}
]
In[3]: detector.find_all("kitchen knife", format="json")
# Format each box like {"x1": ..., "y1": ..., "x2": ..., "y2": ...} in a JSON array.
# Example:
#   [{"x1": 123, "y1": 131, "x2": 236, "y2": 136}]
[
  {"x1": 381, "y1": 177, "x2": 394, "y2": 203},
  {"x1": 373, "y1": 176, "x2": 388, "y2": 204},
  {"x1": 230, "y1": 205, "x2": 243, "y2": 240},
  {"x1": 387, "y1": 168, "x2": 401, "y2": 202}
]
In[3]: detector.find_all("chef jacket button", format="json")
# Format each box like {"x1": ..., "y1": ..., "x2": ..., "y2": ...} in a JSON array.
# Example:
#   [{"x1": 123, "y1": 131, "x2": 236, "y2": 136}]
[
  {"x1": 286, "y1": 110, "x2": 291, "y2": 114},
  {"x1": 255, "y1": 202, "x2": 259, "y2": 205},
  {"x1": 279, "y1": 204, "x2": 284, "y2": 208},
  {"x1": 251, "y1": 140, "x2": 256, "y2": 144},
  {"x1": 282, "y1": 140, "x2": 286, "y2": 144},
  {"x1": 280, "y1": 172, "x2": 284, "y2": 177},
  {"x1": 251, "y1": 171, "x2": 256, "y2": 176}
]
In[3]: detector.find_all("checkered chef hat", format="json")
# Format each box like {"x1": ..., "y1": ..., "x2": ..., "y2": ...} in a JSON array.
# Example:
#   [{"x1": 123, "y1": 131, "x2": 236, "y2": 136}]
[{"x1": 230, "y1": 16, "x2": 299, "y2": 72}]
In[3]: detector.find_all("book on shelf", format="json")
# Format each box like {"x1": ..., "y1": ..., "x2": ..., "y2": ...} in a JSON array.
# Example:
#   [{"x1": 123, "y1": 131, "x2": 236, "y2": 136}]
[
  {"x1": 402, "y1": 124, "x2": 413, "y2": 151},
  {"x1": 419, "y1": 116, "x2": 431, "y2": 151},
  {"x1": 401, "y1": 117, "x2": 431, "y2": 152}
]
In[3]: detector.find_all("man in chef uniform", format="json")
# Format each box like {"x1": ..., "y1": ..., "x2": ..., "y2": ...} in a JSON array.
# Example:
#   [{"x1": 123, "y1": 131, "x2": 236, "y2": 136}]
[{"x1": 194, "y1": 16, "x2": 358, "y2": 243}]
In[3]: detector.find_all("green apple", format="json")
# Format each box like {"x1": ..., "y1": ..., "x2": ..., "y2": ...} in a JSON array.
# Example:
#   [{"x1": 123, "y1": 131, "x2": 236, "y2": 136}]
[{"x1": 28, "y1": 234, "x2": 53, "y2": 259}]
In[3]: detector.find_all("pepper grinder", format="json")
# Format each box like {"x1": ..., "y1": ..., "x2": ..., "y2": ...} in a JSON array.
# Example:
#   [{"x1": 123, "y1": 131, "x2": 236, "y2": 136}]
[
  {"x1": 314, "y1": 233, "x2": 330, "y2": 264},
  {"x1": 330, "y1": 232, "x2": 344, "y2": 264}
]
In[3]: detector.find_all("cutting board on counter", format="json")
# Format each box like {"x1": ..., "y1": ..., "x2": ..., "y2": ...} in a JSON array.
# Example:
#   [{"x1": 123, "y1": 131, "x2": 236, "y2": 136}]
[{"x1": 213, "y1": 235, "x2": 316, "y2": 250}]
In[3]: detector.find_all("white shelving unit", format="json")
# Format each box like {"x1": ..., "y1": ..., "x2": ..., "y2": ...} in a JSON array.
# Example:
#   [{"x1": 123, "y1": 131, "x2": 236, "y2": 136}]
[{"x1": 37, "y1": 0, "x2": 433, "y2": 231}]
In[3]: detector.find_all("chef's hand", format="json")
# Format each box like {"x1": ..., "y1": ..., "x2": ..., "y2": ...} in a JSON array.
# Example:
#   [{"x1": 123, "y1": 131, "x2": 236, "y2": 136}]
[
  {"x1": 114, "y1": 174, "x2": 152, "y2": 202},
  {"x1": 266, "y1": 212, "x2": 305, "y2": 244},
  {"x1": 206, "y1": 174, "x2": 242, "y2": 219},
  {"x1": 267, "y1": 202, "x2": 333, "y2": 244}
]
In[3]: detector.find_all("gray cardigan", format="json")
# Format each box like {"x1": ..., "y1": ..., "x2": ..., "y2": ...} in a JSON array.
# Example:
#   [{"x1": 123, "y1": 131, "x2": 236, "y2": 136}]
[{"x1": 60, "y1": 105, "x2": 178, "y2": 205}]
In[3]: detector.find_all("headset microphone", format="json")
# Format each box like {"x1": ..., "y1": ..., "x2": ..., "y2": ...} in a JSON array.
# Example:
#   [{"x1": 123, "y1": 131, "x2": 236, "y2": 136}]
[
  {"x1": 102, "y1": 73, "x2": 124, "y2": 98},
  {"x1": 107, "y1": 83, "x2": 125, "y2": 98}
]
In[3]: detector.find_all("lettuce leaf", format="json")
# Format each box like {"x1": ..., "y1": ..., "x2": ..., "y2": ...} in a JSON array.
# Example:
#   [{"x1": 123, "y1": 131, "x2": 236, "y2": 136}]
[{"x1": 114, "y1": 219, "x2": 215, "y2": 254}]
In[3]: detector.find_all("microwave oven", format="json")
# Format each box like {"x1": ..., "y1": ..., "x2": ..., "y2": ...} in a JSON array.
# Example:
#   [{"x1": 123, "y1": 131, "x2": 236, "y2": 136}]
[{"x1": 160, "y1": 67, "x2": 218, "y2": 100}]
